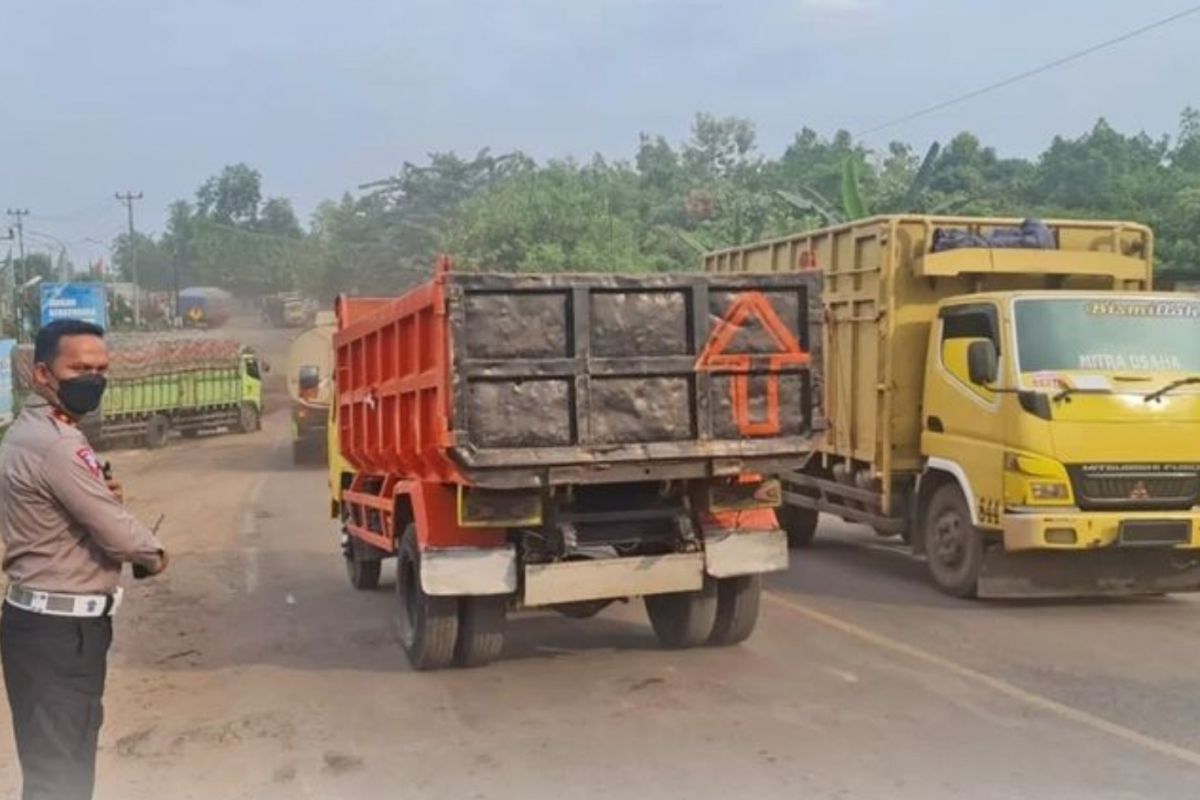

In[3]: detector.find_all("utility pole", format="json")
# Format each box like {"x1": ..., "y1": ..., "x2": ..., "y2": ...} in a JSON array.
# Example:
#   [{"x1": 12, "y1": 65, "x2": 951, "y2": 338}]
[
  {"x1": 6, "y1": 209, "x2": 29, "y2": 341},
  {"x1": 2, "y1": 228, "x2": 14, "y2": 337},
  {"x1": 115, "y1": 191, "x2": 143, "y2": 326},
  {"x1": 172, "y1": 236, "x2": 182, "y2": 327}
]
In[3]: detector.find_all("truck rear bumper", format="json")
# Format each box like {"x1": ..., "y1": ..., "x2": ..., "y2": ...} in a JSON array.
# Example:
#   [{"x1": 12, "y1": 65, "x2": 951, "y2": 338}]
[
  {"x1": 422, "y1": 530, "x2": 789, "y2": 605},
  {"x1": 524, "y1": 553, "x2": 703, "y2": 607},
  {"x1": 1002, "y1": 510, "x2": 1200, "y2": 551}
]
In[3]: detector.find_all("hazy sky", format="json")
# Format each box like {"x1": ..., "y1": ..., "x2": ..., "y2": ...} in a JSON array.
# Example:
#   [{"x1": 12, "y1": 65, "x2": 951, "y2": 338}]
[{"x1": 2, "y1": 0, "x2": 1198, "y2": 266}]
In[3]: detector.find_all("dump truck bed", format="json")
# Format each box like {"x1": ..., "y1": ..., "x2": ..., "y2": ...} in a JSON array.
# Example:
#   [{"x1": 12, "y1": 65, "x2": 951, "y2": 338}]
[{"x1": 335, "y1": 268, "x2": 821, "y2": 488}]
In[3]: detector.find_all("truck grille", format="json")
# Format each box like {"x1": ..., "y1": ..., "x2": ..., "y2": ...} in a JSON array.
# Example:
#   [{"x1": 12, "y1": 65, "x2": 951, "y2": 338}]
[{"x1": 1067, "y1": 466, "x2": 1200, "y2": 511}]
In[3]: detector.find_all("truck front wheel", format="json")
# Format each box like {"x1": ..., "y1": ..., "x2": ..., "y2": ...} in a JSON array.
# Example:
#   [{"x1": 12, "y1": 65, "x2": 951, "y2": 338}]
[
  {"x1": 645, "y1": 577, "x2": 718, "y2": 649},
  {"x1": 395, "y1": 526, "x2": 459, "y2": 670},
  {"x1": 707, "y1": 575, "x2": 761, "y2": 647},
  {"x1": 923, "y1": 484, "x2": 984, "y2": 598}
]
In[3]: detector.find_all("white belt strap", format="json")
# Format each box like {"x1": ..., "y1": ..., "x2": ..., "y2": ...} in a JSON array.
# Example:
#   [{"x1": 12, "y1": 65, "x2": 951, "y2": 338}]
[{"x1": 4, "y1": 585, "x2": 123, "y2": 618}]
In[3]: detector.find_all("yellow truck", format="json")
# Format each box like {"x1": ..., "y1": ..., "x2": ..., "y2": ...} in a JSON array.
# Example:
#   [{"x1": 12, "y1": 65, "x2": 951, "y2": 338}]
[{"x1": 706, "y1": 215, "x2": 1200, "y2": 598}]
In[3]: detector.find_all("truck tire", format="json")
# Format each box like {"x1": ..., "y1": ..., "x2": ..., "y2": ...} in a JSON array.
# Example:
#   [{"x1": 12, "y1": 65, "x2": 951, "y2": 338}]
[
  {"x1": 645, "y1": 577, "x2": 718, "y2": 649},
  {"x1": 707, "y1": 575, "x2": 761, "y2": 647},
  {"x1": 237, "y1": 403, "x2": 260, "y2": 434},
  {"x1": 344, "y1": 537, "x2": 382, "y2": 590},
  {"x1": 395, "y1": 526, "x2": 459, "y2": 670},
  {"x1": 145, "y1": 415, "x2": 170, "y2": 450},
  {"x1": 778, "y1": 504, "x2": 819, "y2": 549},
  {"x1": 454, "y1": 596, "x2": 507, "y2": 668},
  {"x1": 923, "y1": 483, "x2": 984, "y2": 598}
]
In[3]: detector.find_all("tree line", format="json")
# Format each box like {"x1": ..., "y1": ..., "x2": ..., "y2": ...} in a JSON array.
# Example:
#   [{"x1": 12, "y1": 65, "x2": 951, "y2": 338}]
[{"x1": 114, "y1": 109, "x2": 1200, "y2": 301}]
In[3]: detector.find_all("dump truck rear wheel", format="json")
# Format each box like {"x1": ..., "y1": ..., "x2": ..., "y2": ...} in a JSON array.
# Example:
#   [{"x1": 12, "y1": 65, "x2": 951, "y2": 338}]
[
  {"x1": 924, "y1": 484, "x2": 983, "y2": 598},
  {"x1": 778, "y1": 504, "x2": 819, "y2": 548},
  {"x1": 145, "y1": 415, "x2": 170, "y2": 449},
  {"x1": 455, "y1": 596, "x2": 507, "y2": 668},
  {"x1": 707, "y1": 575, "x2": 761, "y2": 647},
  {"x1": 645, "y1": 577, "x2": 718, "y2": 649},
  {"x1": 344, "y1": 538, "x2": 381, "y2": 590},
  {"x1": 395, "y1": 527, "x2": 459, "y2": 670}
]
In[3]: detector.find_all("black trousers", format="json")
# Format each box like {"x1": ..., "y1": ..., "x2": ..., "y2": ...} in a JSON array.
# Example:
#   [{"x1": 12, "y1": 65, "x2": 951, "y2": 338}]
[{"x1": 1, "y1": 603, "x2": 111, "y2": 800}]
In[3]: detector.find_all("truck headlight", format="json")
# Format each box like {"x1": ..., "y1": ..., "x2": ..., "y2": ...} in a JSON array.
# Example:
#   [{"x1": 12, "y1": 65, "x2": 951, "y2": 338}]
[{"x1": 1004, "y1": 451, "x2": 1074, "y2": 506}]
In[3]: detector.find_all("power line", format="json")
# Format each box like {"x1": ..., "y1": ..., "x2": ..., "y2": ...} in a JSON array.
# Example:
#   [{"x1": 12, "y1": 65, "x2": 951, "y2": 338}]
[{"x1": 857, "y1": 3, "x2": 1200, "y2": 137}]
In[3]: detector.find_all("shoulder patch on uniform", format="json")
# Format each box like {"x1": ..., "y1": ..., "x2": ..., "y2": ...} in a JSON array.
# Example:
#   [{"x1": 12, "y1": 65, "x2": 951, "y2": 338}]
[{"x1": 76, "y1": 448, "x2": 103, "y2": 480}]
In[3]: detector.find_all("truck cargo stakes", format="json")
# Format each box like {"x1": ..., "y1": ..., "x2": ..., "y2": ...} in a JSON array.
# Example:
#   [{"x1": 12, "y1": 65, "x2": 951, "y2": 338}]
[
  {"x1": 328, "y1": 259, "x2": 820, "y2": 669},
  {"x1": 707, "y1": 215, "x2": 1200, "y2": 599}
]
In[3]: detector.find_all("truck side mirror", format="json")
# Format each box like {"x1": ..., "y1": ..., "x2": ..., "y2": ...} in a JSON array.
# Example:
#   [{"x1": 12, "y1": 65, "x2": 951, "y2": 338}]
[{"x1": 968, "y1": 340, "x2": 999, "y2": 386}]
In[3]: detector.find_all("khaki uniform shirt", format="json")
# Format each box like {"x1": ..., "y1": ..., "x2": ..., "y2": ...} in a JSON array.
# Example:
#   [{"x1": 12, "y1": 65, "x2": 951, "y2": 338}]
[{"x1": 0, "y1": 396, "x2": 163, "y2": 595}]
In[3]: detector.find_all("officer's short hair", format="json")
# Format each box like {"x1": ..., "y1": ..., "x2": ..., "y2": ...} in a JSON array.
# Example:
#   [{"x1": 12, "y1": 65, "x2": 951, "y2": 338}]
[{"x1": 34, "y1": 319, "x2": 106, "y2": 366}]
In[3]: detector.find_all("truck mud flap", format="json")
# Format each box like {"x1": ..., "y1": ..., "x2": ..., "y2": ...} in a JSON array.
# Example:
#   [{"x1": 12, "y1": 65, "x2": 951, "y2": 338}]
[
  {"x1": 977, "y1": 547, "x2": 1200, "y2": 599},
  {"x1": 703, "y1": 530, "x2": 788, "y2": 578}
]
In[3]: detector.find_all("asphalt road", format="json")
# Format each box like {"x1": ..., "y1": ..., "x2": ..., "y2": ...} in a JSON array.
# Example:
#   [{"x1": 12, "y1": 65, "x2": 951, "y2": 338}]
[{"x1": 3, "y1": 327, "x2": 1200, "y2": 799}]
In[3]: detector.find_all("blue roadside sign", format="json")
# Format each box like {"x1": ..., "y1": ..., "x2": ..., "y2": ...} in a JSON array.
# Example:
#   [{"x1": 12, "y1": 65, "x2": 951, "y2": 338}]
[
  {"x1": 40, "y1": 282, "x2": 109, "y2": 329},
  {"x1": 0, "y1": 338, "x2": 15, "y2": 427}
]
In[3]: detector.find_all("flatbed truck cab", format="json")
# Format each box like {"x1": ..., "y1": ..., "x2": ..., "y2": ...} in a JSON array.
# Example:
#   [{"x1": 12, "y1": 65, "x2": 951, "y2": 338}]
[{"x1": 706, "y1": 215, "x2": 1200, "y2": 598}]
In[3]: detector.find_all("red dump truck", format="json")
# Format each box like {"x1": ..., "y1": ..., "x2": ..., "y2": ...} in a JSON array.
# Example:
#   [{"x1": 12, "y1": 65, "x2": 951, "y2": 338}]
[{"x1": 330, "y1": 260, "x2": 820, "y2": 668}]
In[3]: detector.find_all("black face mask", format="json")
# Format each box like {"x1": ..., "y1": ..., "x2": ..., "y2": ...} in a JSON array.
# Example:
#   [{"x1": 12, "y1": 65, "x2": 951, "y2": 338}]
[{"x1": 55, "y1": 374, "x2": 107, "y2": 418}]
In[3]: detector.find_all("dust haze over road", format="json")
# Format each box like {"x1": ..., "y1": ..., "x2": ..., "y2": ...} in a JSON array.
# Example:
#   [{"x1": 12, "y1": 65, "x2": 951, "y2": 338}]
[{"x1": 3, "y1": 319, "x2": 1200, "y2": 799}]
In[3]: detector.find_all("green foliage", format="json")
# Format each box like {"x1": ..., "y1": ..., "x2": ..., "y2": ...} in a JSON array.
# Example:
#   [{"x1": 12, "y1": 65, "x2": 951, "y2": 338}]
[
  {"x1": 841, "y1": 157, "x2": 868, "y2": 220},
  {"x1": 122, "y1": 109, "x2": 1200, "y2": 300}
]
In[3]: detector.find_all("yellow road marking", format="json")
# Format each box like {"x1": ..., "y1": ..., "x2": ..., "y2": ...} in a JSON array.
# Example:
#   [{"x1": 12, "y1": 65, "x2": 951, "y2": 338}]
[{"x1": 765, "y1": 591, "x2": 1200, "y2": 770}]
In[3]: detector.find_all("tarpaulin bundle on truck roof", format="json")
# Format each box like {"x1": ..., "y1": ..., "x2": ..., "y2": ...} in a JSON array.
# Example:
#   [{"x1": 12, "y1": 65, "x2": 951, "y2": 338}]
[
  {"x1": 931, "y1": 218, "x2": 1056, "y2": 252},
  {"x1": 105, "y1": 334, "x2": 242, "y2": 379}
]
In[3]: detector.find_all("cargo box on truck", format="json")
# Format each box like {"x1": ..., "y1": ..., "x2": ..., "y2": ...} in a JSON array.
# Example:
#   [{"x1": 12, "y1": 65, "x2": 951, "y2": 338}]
[
  {"x1": 706, "y1": 215, "x2": 1200, "y2": 598},
  {"x1": 330, "y1": 259, "x2": 820, "y2": 669},
  {"x1": 179, "y1": 287, "x2": 234, "y2": 328},
  {"x1": 13, "y1": 333, "x2": 264, "y2": 449}
]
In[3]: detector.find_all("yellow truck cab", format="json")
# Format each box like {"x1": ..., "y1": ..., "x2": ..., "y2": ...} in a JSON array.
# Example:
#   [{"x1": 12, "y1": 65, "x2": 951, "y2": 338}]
[{"x1": 706, "y1": 216, "x2": 1200, "y2": 598}]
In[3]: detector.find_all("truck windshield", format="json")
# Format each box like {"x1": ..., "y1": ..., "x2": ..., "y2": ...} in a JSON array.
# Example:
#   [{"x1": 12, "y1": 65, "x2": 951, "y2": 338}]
[{"x1": 1015, "y1": 297, "x2": 1200, "y2": 373}]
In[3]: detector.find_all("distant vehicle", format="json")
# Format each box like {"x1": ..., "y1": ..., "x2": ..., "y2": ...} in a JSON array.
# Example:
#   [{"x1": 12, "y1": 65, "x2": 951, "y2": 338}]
[
  {"x1": 13, "y1": 333, "x2": 264, "y2": 449},
  {"x1": 286, "y1": 316, "x2": 335, "y2": 463},
  {"x1": 282, "y1": 298, "x2": 310, "y2": 327},
  {"x1": 264, "y1": 291, "x2": 313, "y2": 328},
  {"x1": 179, "y1": 287, "x2": 235, "y2": 328}
]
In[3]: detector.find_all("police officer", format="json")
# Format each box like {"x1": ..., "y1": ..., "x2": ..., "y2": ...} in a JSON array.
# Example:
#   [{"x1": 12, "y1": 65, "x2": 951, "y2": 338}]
[{"x1": 1, "y1": 319, "x2": 168, "y2": 800}]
